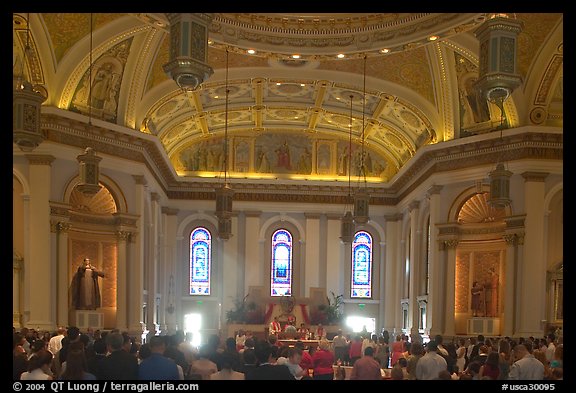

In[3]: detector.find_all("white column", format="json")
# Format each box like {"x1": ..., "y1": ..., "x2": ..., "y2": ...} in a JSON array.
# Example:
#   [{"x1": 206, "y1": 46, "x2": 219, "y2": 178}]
[
  {"x1": 221, "y1": 215, "x2": 239, "y2": 333},
  {"x1": 326, "y1": 215, "x2": 342, "y2": 298},
  {"x1": 244, "y1": 212, "x2": 261, "y2": 294},
  {"x1": 408, "y1": 200, "x2": 420, "y2": 339},
  {"x1": 502, "y1": 233, "x2": 518, "y2": 336},
  {"x1": 427, "y1": 185, "x2": 443, "y2": 336},
  {"x1": 162, "y1": 207, "x2": 179, "y2": 334},
  {"x1": 146, "y1": 193, "x2": 160, "y2": 335},
  {"x1": 518, "y1": 172, "x2": 548, "y2": 336},
  {"x1": 378, "y1": 241, "x2": 386, "y2": 333},
  {"x1": 304, "y1": 213, "x2": 320, "y2": 296},
  {"x1": 383, "y1": 214, "x2": 401, "y2": 333},
  {"x1": 443, "y1": 239, "x2": 458, "y2": 337},
  {"x1": 116, "y1": 230, "x2": 130, "y2": 331},
  {"x1": 56, "y1": 222, "x2": 71, "y2": 327},
  {"x1": 127, "y1": 174, "x2": 146, "y2": 334},
  {"x1": 13, "y1": 256, "x2": 23, "y2": 328},
  {"x1": 25, "y1": 154, "x2": 55, "y2": 330}
]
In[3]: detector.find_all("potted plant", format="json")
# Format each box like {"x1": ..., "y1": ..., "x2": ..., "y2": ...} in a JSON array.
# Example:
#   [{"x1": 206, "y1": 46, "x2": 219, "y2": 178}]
[{"x1": 225, "y1": 294, "x2": 248, "y2": 324}]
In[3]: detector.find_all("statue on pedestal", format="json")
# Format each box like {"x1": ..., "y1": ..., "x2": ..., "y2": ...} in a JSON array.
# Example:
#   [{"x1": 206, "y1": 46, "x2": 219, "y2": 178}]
[{"x1": 70, "y1": 258, "x2": 105, "y2": 310}]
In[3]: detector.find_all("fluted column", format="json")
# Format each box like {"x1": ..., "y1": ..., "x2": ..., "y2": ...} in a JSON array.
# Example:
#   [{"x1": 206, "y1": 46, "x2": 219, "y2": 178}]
[
  {"x1": 427, "y1": 185, "x2": 443, "y2": 336},
  {"x1": 13, "y1": 255, "x2": 23, "y2": 328},
  {"x1": 56, "y1": 221, "x2": 71, "y2": 327},
  {"x1": 161, "y1": 207, "x2": 179, "y2": 334},
  {"x1": 128, "y1": 175, "x2": 146, "y2": 334},
  {"x1": 518, "y1": 172, "x2": 548, "y2": 336},
  {"x1": 304, "y1": 213, "x2": 321, "y2": 296},
  {"x1": 146, "y1": 193, "x2": 160, "y2": 336},
  {"x1": 443, "y1": 239, "x2": 459, "y2": 337},
  {"x1": 383, "y1": 214, "x2": 401, "y2": 333},
  {"x1": 25, "y1": 154, "x2": 55, "y2": 330},
  {"x1": 116, "y1": 230, "x2": 130, "y2": 331},
  {"x1": 502, "y1": 214, "x2": 526, "y2": 337},
  {"x1": 326, "y1": 215, "x2": 342, "y2": 298},
  {"x1": 408, "y1": 200, "x2": 420, "y2": 339},
  {"x1": 245, "y1": 212, "x2": 261, "y2": 294}
]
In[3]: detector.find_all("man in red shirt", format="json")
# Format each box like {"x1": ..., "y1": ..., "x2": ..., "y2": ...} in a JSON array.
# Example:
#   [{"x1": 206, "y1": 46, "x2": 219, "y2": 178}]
[
  {"x1": 350, "y1": 347, "x2": 382, "y2": 380},
  {"x1": 269, "y1": 316, "x2": 281, "y2": 337}
]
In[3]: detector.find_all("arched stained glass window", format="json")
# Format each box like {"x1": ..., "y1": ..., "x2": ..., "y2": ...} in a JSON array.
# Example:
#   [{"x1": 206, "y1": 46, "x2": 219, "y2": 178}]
[
  {"x1": 351, "y1": 231, "x2": 372, "y2": 298},
  {"x1": 190, "y1": 227, "x2": 211, "y2": 295},
  {"x1": 271, "y1": 229, "x2": 292, "y2": 296}
]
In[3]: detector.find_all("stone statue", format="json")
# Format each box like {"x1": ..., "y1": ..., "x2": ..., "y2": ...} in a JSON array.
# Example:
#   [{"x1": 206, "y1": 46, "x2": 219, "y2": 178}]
[{"x1": 70, "y1": 258, "x2": 105, "y2": 310}]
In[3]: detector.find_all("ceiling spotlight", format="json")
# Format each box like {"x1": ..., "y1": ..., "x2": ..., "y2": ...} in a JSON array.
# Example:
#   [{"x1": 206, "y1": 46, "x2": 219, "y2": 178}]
[
  {"x1": 379, "y1": 48, "x2": 390, "y2": 54},
  {"x1": 428, "y1": 35, "x2": 439, "y2": 41},
  {"x1": 247, "y1": 49, "x2": 256, "y2": 54},
  {"x1": 292, "y1": 54, "x2": 301, "y2": 59},
  {"x1": 337, "y1": 53, "x2": 345, "y2": 59}
]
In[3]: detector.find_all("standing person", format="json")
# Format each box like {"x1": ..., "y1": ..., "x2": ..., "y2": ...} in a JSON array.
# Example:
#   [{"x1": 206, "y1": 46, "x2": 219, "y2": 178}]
[
  {"x1": 350, "y1": 347, "x2": 381, "y2": 380},
  {"x1": 471, "y1": 281, "x2": 484, "y2": 317},
  {"x1": 60, "y1": 349, "x2": 97, "y2": 380},
  {"x1": 245, "y1": 341, "x2": 294, "y2": 380},
  {"x1": 332, "y1": 329, "x2": 349, "y2": 363},
  {"x1": 99, "y1": 332, "x2": 139, "y2": 380},
  {"x1": 479, "y1": 351, "x2": 501, "y2": 380},
  {"x1": 508, "y1": 343, "x2": 544, "y2": 380},
  {"x1": 315, "y1": 323, "x2": 325, "y2": 340},
  {"x1": 406, "y1": 341, "x2": 424, "y2": 380},
  {"x1": 456, "y1": 338, "x2": 467, "y2": 374},
  {"x1": 138, "y1": 336, "x2": 180, "y2": 380},
  {"x1": 210, "y1": 352, "x2": 245, "y2": 380},
  {"x1": 390, "y1": 334, "x2": 405, "y2": 367},
  {"x1": 311, "y1": 339, "x2": 334, "y2": 380},
  {"x1": 20, "y1": 349, "x2": 53, "y2": 380},
  {"x1": 48, "y1": 327, "x2": 66, "y2": 355},
  {"x1": 415, "y1": 341, "x2": 447, "y2": 380},
  {"x1": 70, "y1": 258, "x2": 105, "y2": 310},
  {"x1": 269, "y1": 316, "x2": 282, "y2": 337},
  {"x1": 348, "y1": 335, "x2": 363, "y2": 366}
]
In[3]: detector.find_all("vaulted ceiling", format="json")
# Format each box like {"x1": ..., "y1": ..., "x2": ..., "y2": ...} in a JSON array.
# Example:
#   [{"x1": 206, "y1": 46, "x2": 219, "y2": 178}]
[{"x1": 13, "y1": 13, "x2": 563, "y2": 185}]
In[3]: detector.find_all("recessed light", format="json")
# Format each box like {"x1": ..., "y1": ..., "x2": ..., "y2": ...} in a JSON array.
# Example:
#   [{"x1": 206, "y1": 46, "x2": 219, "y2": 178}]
[
  {"x1": 380, "y1": 48, "x2": 390, "y2": 54},
  {"x1": 292, "y1": 54, "x2": 301, "y2": 59},
  {"x1": 276, "y1": 82, "x2": 282, "y2": 86},
  {"x1": 247, "y1": 49, "x2": 256, "y2": 54},
  {"x1": 300, "y1": 83, "x2": 305, "y2": 87},
  {"x1": 337, "y1": 53, "x2": 345, "y2": 59},
  {"x1": 428, "y1": 35, "x2": 439, "y2": 41},
  {"x1": 208, "y1": 39, "x2": 214, "y2": 45}
]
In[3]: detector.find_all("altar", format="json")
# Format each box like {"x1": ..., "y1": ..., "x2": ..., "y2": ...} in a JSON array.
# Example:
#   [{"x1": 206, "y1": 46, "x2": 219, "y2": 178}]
[
  {"x1": 278, "y1": 339, "x2": 332, "y2": 350},
  {"x1": 467, "y1": 317, "x2": 500, "y2": 336}
]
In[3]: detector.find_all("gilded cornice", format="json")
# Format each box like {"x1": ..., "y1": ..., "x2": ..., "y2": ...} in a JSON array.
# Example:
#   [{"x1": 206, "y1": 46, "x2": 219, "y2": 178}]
[{"x1": 40, "y1": 112, "x2": 562, "y2": 206}]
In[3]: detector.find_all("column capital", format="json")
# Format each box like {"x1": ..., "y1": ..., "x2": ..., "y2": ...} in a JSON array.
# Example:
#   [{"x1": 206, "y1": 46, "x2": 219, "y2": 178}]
[
  {"x1": 521, "y1": 171, "x2": 549, "y2": 182},
  {"x1": 161, "y1": 207, "x2": 179, "y2": 216},
  {"x1": 150, "y1": 192, "x2": 161, "y2": 202},
  {"x1": 25, "y1": 154, "x2": 55, "y2": 166},
  {"x1": 57, "y1": 221, "x2": 72, "y2": 233},
  {"x1": 443, "y1": 239, "x2": 459, "y2": 249},
  {"x1": 426, "y1": 184, "x2": 444, "y2": 197},
  {"x1": 503, "y1": 233, "x2": 517, "y2": 245},
  {"x1": 132, "y1": 175, "x2": 147, "y2": 185},
  {"x1": 116, "y1": 230, "x2": 132, "y2": 242},
  {"x1": 384, "y1": 213, "x2": 402, "y2": 222},
  {"x1": 304, "y1": 213, "x2": 321, "y2": 219},
  {"x1": 408, "y1": 200, "x2": 420, "y2": 212},
  {"x1": 245, "y1": 211, "x2": 262, "y2": 218}
]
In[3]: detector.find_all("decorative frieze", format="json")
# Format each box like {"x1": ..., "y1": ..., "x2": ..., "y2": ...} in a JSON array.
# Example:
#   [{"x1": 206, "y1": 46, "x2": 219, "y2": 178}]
[
  {"x1": 521, "y1": 171, "x2": 549, "y2": 182},
  {"x1": 161, "y1": 207, "x2": 179, "y2": 216},
  {"x1": 25, "y1": 154, "x2": 55, "y2": 166}
]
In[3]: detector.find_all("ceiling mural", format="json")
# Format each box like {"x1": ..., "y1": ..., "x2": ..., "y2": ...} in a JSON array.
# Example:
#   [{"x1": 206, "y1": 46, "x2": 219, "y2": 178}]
[{"x1": 14, "y1": 12, "x2": 563, "y2": 186}]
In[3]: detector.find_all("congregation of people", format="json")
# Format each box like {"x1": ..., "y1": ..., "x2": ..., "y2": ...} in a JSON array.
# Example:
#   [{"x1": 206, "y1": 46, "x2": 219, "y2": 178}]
[{"x1": 13, "y1": 324, "x2": 563, "y2": 381}]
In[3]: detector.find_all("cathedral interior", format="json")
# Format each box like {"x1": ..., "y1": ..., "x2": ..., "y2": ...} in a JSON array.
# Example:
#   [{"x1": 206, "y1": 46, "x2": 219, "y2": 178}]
[{"x1": 13, "y1": 13, "x2": 562, "y2": 342}]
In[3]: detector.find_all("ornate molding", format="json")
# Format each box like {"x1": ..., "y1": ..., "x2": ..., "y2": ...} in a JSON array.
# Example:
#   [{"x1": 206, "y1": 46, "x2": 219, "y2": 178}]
[
  {"x1": 133, "y1": 175, "x2": 147, "y2": 185},
  {"x1": 25, "y1": 154, "x2": 55, "y2": 166},
  {"x1": 521, "y1": 171, "x2": 549, "y2": 182},
  {"x1": 384, "y1": 213, "x2": 403, "y2": 222},
  {"x1": 39, "y1": 113, "x2": 562, "y2": 206},
  {"x1": 443, "y1": 239, "x2": 459, "y2": 249},
  {"x1": 426, "y1": 184, "x2": 443, "y2": 197},
  {"x1": 408, "y1": 200, "x2": 420, "y2": 212},
  {"x1": 150, "y1": 192, "x2": 161, "y2": 202},
  {"x1": 161, "y1": 207, "x2": 179, "y2": 215},
  {"x1": 116, "y1": 230, "x2": 132, "y2": 241},
  {"x1": 57, "y1": 222, "x2": 72, "y2": 233}
]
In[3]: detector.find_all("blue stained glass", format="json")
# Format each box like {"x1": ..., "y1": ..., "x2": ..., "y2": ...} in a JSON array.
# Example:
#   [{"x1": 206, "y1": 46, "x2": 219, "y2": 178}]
[
  {"x1": 190, "y1": 227, "x2": 211, "y2": 295},
  {"x1": 351, "y1": 231, "x2": 372, "y2": 298},
  {"x1": 271, "y1": 229, "x2": 293, "y2": 296}
]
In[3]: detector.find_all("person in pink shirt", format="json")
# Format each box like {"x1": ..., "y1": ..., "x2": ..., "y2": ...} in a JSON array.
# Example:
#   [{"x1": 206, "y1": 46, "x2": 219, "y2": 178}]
[
  {"x1": 348, "y1": 335, "x2": 363, "y2": 365},
  {"x1": 312, "y1": 340, "x2": 334, "y2": 380},
  {"x1": 390, "y1": 334, "x2": 405, "y2": 367}
]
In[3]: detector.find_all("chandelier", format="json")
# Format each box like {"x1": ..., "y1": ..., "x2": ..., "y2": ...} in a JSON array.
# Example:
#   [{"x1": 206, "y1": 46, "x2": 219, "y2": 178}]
[
  {"x1": 353, "y1": 55, "x2": 369, "y2": 225},
  {"x1": 474, "y1": 14, "x2": 523, "y2": 210},
  {"x1": 340, "y1": 95, "x2": 355, "y2": 243},
  {"x1": 13, "y1": 13, "x2": 46, "y2": 152},
  {"x1": 163, "y1": 13, "x2": 214, "y2": 91},
  {"x1": 215, "y1": 49, "x2": 233, "y2": 240}
]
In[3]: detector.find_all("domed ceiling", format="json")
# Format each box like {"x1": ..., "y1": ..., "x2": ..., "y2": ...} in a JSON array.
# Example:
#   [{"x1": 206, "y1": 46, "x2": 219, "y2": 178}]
[{"x1": 13, "y1": 12, "x2": 563, "y2": 187}]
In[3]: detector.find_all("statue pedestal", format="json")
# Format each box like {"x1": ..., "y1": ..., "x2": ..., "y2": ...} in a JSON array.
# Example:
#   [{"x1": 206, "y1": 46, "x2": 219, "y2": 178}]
[
  {"x1": 467, "y1": 317, "x2": 500, "y2": 336},
  {"x1": 69, "y1": 309, "x2": 104, "y2": 330}
]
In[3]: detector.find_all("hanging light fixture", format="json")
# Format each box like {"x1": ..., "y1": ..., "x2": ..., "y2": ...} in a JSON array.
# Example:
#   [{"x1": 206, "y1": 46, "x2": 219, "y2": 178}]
[
  {"x1": 163, "y1": 13, "x2": 214, "y2": 91},
  {"x1": 76, "y1": 14, "x2": 102, "y2": 196},
  {"x1": 353, "y1": 55, "x2": 369, "y2": 225},
  {"x1": 13, "y1": 13, "x2": 47, "y2": 152},
  {"x1": 340, "y1": 95, "x2": 355, "y2": 243},
  {"x1": 215, "y1": 48, "x2": 233, "y2": 240},
  {"x1": 474, "y1": 14, "x2": 522, "y2": 210}
]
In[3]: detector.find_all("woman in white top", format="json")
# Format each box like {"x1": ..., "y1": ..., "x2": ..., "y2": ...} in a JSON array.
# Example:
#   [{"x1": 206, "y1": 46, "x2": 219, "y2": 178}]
[
  {"x1": 20, "y1": 349, "x2": 53, "y2": 380},
  {"x1": 456, "y1": 338, "x2": 467, "y2": 374}
]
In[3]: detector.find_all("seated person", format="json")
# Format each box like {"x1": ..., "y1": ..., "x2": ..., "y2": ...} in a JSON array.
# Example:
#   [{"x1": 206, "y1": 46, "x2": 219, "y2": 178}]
[{"x1": 297, "y1": 323, "x2": 309, "y2": 339}]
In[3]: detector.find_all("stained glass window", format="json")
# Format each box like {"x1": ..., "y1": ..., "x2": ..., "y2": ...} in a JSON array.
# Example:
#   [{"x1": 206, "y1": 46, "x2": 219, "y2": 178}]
[
  {"x1": 351, "y1": 230, "x2": 372, "y2": 298},
  {"x1": 271, "y1": 229, "x2": 292, "y2": 296},
  {"x1": 190, "y1": 227, "x2": 211, "y2": 295}
]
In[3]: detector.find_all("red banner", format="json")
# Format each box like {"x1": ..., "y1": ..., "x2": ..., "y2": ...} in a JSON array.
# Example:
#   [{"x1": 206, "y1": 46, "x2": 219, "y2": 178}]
[
  {"x1": 299, "y1": 304, "x2": 310, "y2": 324},
  {"x1": 264, "y1": 303, "x2": 275, "y2": 323}
]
